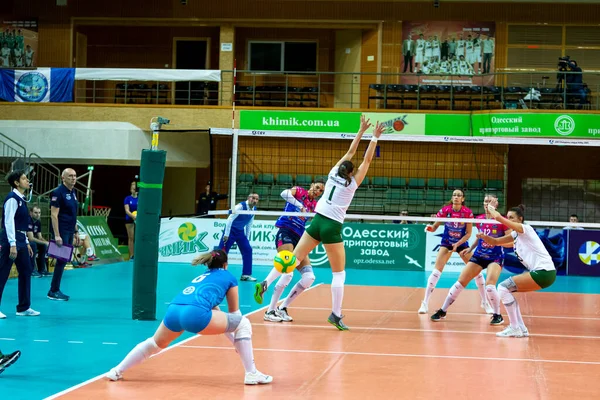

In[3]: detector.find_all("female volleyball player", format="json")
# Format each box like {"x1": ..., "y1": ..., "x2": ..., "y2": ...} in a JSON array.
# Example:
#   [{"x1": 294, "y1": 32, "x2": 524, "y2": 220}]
[
  {"x1": 430, "y1": 194, "x2": 510, "y2": 325},
  {"x1": 419, "y1": 189, "x2": 493, "y2": 315},
  {"x1": 106, "y1": 250, "x2": 272, "y2": 385},
  {"x1": 477, "y1": 202, "x2": 556, "y2": 338},
  {"x1": 257, "y1": 115, "x2": 385, "y2": 331},
  {"x1": 124, "y1": 181, "x2": 138, "y2": 260},
  {"x1": 259, "y1": 181, "x2": 325, "y2": 323}
]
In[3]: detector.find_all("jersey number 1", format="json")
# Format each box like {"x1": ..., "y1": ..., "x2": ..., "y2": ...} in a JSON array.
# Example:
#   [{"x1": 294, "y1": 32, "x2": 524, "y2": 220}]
[{"x1": 327, "y1": 186, "x2": 336, "y2": 203}]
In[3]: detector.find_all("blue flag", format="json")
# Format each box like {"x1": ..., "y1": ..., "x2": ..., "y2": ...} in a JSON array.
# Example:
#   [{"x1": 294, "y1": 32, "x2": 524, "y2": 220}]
[{"x1": 0, "y1": 68, "x2": 75, "y2": 102}]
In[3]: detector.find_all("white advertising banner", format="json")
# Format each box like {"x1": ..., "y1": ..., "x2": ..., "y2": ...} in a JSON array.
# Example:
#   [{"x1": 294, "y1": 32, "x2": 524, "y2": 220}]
[
  {"x1": 159, "y1": 217, "x2": 279, "y2": 265},
  {"x1": 425, "y1": 226, "x2": 481, "y2": 272}
]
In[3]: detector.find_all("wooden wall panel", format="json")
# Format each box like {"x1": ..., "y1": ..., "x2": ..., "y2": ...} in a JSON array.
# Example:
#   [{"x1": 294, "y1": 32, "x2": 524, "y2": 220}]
[
  {"x1": 37, "y1": 22, "x2": 71, "y2": 67},
  {"x1": 360, "y1": 28, "x2": 380, "y2": 108}
]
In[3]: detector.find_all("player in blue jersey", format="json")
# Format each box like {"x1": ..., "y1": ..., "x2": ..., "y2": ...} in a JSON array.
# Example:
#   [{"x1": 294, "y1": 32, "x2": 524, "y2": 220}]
[
  {"x1": 430, "y1": 194, "x2": 511, "y2": 325},
  {"x1": 106, "y1": 250, "x2": 272, "y2": 385},
  {"x1": 259, "y1": 181, "x2": 325, "y2": 322},
  {"x1": 219, "y1": 193, "x2": 259, "y2": 281}
]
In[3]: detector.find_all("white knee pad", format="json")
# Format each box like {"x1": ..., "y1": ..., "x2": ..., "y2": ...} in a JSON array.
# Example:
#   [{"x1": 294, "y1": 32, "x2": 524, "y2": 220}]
[
  {"x1": 299, "y1": 266, "x2": 315, "y2": 289},
  {"x1": 498, "y1": 284, "x2": 515, "y2": 305},
  {"x1": 276, "y1": 272, "x2": 293, "y2": 288},
  {"x1": 234, "y1": 316, "x2": 252, "y2": 340}
]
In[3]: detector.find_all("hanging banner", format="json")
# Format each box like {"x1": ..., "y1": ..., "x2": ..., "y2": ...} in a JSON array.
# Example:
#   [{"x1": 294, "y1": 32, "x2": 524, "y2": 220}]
[
  {"x1": 566, "y1": 229, "x2": 600, "y2": 276},
  {"x1": 159, "y1": 218, "x2": 426, "y2": 271},
  {"x1": 239, "y1": 110, "x2": 471, "y2": 137},
  {"x1": 472, "y1": 113, "x2": 600, "y2": 138},
  {"x1": 76, "y1": 216, "x2": 122, "y2": 260}
]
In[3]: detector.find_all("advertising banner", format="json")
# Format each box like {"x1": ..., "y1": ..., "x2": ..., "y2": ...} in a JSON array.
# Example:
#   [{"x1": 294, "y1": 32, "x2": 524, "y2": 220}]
[
  {"x1": 401, "y1": 21, "x2": 496, "y2": 86},
  {"x1": 1, "y1": 19, "x2": 38, "y2": 68},
  {"x1": 472, "y1": 113, "x2": 600, "y2": 138},
  {"x1": 239, "y1": 110, "x2": 471, "y2": 137},
  {"x1": 567, "y1": 229, "x2": 600, "y2": 276},
  {"x1": 76, "y1": 216, "x2": 122, "y2": 260},
  {"x1": 159, "y1": 218, "x2": 426, "y2": 271}
]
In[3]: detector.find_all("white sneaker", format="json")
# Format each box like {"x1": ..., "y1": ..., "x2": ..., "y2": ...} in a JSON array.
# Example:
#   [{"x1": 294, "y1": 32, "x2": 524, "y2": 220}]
[
  {"x1": 0, "y1": 310, "x2": 6, "y2": 319},
  {"x1": 264, "y1": 310, "x2": 282, "y2": 322},
  {"x1": 244, "y1": 370, "x2": 273, "y2": 385},
  {"x1": 520, "y1": 326, "x2": 530, "y2": 337},
  {"x1": 418, "y1": 301, "x2": 428, "y2": 314},
  {"x1": 276, "y1": 307, "x2": 293, "y2": 322},
  {"x1": 496, "y1": 326, "x2": 524, "y2": 338},
  {"x1": 16, "y1": 308, "x2": 40, "y2": 317},
  {"x1": 105, "y1": 368, "x2": 123, "y2": 381},
  {"x1": 481, "y1": 301, "x2": 494, "y2": 314}
]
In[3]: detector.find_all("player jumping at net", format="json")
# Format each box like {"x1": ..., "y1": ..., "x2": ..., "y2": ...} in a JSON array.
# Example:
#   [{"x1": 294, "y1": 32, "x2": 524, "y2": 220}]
[
  {"x1": 430, "y1": 193, "x2": 511, "y2": 325},
  {"x1": 255, "y1": 115, "x2": 385, "y2": 331},
  {"x1": 419, "y1": 189, "x2": 493, "y2": 314},
  {"x1": 106, "y1": 250, "x2": 272, "y2": 385},
  {"x1": 477, "y1": 202, "x2": 556, "y2": 338},
  {"x1": 258, "y1": 181, "x2": 325, "y2": 323}
]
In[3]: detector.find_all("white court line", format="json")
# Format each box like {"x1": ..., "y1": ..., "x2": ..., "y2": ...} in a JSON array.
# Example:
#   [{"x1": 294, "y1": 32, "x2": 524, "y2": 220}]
[
  {"x1": 292, "y1": 306, "x2": 600, "y2": 322},
  {"x1": 68, "y1": 341, "x2": 84, "y2": 344},
  {"x1": 34, "y1": 340, "x2": 50, "y2": 343},
  {"x1": 0, "y1": 337, "x2": 16, "y2": 341},
  {"x1": 43, "y1": 283, "x2": 324, "y2": 400},
  {"x1": 178, "y1": 345, "x2": 600, "y2": 366},
  {"x1": 102, "y1": 342, "x2": 118, "y2": 345},
  {"x1": 252, "y1": 322, "x2": 600, "y2": 340}
]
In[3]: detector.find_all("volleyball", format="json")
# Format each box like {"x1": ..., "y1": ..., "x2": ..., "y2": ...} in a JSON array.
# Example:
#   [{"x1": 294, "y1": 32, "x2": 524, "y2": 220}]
[
  {"x1": 178, "y1": 222, "x2": 197, "y2": 242},
  {"x1": 273, "y1": 250, "x2": 297, "y2": 273},
  {"x1": 132, "y1": 211, "x2": 137, "y2": 217}
]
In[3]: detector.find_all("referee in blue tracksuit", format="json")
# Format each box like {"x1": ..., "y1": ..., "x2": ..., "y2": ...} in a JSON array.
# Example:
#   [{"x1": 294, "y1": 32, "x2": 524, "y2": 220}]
[
  {"x1": 0, "y1": 170, "x2": 40, "y2": 318},
  {"x1": 219, "y1": 193, "x2": 259, "y2": 281}
]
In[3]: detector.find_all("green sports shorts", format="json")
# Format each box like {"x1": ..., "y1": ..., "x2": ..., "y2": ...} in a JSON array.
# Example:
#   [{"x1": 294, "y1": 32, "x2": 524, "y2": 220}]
[
  {"x1": 305, "y1": 213, "x2": 343, "y2": 244},
  {"x1": 530, "y1": 269, "x2": 556, "y2": 289}
]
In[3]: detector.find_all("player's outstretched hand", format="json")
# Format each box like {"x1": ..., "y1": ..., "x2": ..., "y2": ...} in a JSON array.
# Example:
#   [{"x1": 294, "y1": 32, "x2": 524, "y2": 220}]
[
  {"x1": 372, "y1": 121, "x2": 385, "y2": 139},
  {"x1": 359, "y1": 114, "x2": 372, "y2": 133}
]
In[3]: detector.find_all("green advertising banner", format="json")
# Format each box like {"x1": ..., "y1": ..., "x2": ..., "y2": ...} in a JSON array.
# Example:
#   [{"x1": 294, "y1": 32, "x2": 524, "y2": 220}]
[
  {"x1": 309, "y1": 223, "x2": 427, "y2": 271},
  {"x1": 77, "y1": 216, "x2": 122, "y2": 260},
  {"x1": 472, "y1": 113, "x2": 600, "y2": 138},
  {"x1": 239, "y1": 110, "x2": 470, "y2": 137}
]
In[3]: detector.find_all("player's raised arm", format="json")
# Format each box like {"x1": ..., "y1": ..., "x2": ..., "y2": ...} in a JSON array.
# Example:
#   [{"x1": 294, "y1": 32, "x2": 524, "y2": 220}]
[{"x1": 335, "y1": 114, "x2": 371, "y2": 167}]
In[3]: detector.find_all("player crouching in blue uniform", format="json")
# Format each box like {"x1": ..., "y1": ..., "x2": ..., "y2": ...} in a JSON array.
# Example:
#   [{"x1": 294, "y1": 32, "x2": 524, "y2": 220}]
[{"x1": 106, "y1": 250, "x2": 272, "y2": 385}]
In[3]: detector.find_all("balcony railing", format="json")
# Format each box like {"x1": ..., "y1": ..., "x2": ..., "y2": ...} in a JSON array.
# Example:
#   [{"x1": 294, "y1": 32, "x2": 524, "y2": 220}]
[{"x1": 71, "y1": 70, "x2": 598, "y2": 111}]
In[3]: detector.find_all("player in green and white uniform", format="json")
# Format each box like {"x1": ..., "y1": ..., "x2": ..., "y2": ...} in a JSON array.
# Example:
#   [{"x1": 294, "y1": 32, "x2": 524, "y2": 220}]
[
  {"x1": 292, "y1": 116, "x2": 384, "y2": 330},
  {"x1": 477, "y1": 201, "x2": 556, "y2": 338}
]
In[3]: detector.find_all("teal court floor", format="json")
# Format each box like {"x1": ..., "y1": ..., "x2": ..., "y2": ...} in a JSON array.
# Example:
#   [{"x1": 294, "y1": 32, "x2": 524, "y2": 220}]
[{"x1": 1, "y1": 261, "x2": 600, "y2": 399}]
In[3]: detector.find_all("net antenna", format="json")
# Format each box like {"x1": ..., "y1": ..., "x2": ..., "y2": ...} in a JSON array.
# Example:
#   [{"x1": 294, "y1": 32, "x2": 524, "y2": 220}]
[{"x1": 230, "y1": 59, "x2": 239, "y2": 211}]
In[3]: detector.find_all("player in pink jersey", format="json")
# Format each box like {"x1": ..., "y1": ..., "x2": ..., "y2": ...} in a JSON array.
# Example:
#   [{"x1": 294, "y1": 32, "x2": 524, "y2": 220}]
[
  {"x1": 260, "y1": 181, "x2": 324, "y2": 322},
  {"x1": 418, "y1": 189, "x2": 493, "y2": 314},
  {"x1": 430, "y1": 194, "x2": 511, "y2": 325}
]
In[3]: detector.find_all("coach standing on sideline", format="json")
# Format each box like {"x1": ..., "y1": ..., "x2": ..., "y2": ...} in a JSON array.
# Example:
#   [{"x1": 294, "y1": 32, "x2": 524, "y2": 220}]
[
  {"x1": 48, "y1": 168, "x2": 80, "y2": 301},
  {"x1": 0, "y1": 171, "x2": 40, "y2": 318}
]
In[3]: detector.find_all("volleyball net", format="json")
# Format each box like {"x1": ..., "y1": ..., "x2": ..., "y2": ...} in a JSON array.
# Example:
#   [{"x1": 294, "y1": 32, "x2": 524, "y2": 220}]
[{"x1": 210, "y1": 127, "x2": 600, "y2": 228}]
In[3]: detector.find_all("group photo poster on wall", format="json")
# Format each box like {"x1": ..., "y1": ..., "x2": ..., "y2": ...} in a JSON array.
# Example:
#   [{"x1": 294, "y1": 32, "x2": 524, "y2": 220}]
[
  {"x1": 1, "y1": 19, "x2": 38, "y2": 69},
  {"x1": 401, "y1": 21, "x2": 496, "y2": 86}
]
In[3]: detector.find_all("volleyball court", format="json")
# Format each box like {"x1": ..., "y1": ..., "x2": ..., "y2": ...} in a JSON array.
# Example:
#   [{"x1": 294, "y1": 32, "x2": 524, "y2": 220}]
[{"x1": 50, "y1": 127, "x2": 600, "y2": 399}]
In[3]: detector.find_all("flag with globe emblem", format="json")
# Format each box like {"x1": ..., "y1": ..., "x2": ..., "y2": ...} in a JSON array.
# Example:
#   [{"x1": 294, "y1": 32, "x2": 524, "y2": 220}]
[{"x1": 0, "y1": 68, "x2": 75, "y2": 102}]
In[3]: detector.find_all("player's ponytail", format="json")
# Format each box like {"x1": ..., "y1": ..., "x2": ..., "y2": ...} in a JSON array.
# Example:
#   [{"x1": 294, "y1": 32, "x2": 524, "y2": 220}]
[
  {"x1": 509, "y1": 204, "x2": 526, "y2": 222},
  {"x1": 191, "y1": 249, "x2": 228, "y2": 269},
  {"x1": 338, "y1": 161, "x2": 354, "y2": 187}
]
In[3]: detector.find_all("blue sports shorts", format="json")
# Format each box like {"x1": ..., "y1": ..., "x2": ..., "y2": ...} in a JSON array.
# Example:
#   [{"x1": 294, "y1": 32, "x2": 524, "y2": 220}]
[{"x1": 163, "y1": 304, "x2": 213, "y2": 333}]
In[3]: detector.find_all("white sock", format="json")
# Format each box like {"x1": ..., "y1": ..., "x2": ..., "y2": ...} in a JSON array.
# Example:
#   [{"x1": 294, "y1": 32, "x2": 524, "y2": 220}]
[
  {"x1": 423, "y1": 269, "x2": 442, "y2": 304},
  {"x1": 441, "y1": 282, "x2": 464, "y2": 311},
  {"x1": 474, "y1": 273, "x2": 487, "y2": 303},
  {"x1": 486, "y1": 284, "x2": 501, "y2": 314},
  {"x1": 268, "y1": 273, "x2": 293, "y2": 312},
  {"x1": 234, "y1": 339, "x2": 257, "y2": 374},
  {"x1": 331, "y1": 271, "x2": 346, "y2": 317},
  {"x1": 515, "y1": 301, "x2": 526, "y2": 329},
  {"x1": 499, "y1": 286, "x2": 519, "y2": 329},
  {"x1": 115, "y1": 337, "x2": 161, "y2": 374},
  {"x1": 281, "y1": 281, "x2": 305, "y2": 309},
  {"x1": 86, "y1": 247, "x2": 93, "y2": 256},
  {"x1": 264, "y1": 268, "x2": 282, "y2": 288}
]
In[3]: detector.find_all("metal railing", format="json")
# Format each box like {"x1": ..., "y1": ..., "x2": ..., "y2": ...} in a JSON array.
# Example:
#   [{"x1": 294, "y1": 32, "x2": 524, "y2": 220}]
[
  {"x1": 71, "y1": 70, "x2": 600, "y2": 111},
  {"x1": 0, "y1": 132, "x2": 27, "y2": 176}
]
